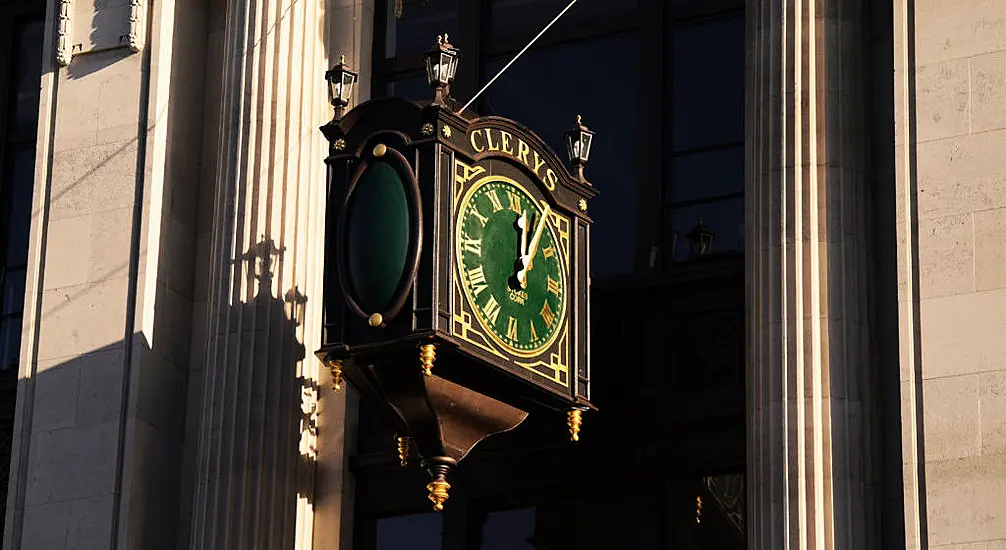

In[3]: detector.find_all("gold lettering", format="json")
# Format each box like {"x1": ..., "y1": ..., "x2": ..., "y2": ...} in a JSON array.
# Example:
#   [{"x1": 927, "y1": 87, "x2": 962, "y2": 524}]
[
  {"x1": 532, "y1": 151, "x2": 546, "y2": 177},
  {"x1": 500, "y1": 131, "x2": 514, "y2": 156},
  {"x1": 468, "y1": 265, "x2": 488, "y2": 296},
  {"x1": 544, "y1": 168, "x2": 557, "y2": 191},
  {"x1": 547, "y1": 276, "x2": 560, "y2": 296},
  {"x1": 507, "y1": 190, "x2": 521, "y2": 213},
  {"x1": 487, "y1": 190, "x2": 504, "y2": 212},
  {"x1": 517, "y1": 140, "x2": 531, "y2": 166},
  {"x1": 507, "y1": 316, "x2": 518, "y2": 340},
  {"x1": 540, "y1": 301, "x2": 555, "y2": 327},
  {"x1": 484, "y1": 129, "x2": 500, "y2": 151},
  {"x1": 484, "y1": 295, "x2": 502, "y2": 325},
  {"x1": 470, "y1": 206, "x2": 488, "y2": 227},
  {"x1": 470, "y1": 130, "x2": 485, "y2": 153},
  {"x1": 462, "y1": 234, "x2": 482, "y2": 256}
]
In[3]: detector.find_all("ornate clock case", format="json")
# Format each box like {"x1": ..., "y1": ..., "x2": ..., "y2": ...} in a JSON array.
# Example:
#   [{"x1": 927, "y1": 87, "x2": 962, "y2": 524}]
[{"x1": 316, "y1": 95, "x2": 597, "y2": 510}]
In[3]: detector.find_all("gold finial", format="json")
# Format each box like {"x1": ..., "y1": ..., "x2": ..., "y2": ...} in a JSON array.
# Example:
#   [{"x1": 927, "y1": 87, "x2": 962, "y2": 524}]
[
  {"x1": 427, "y1": 479, "x2": 450, "y2": 511},
  {"x1": 368, "y1": 313, "x2": 383, "y2": 327},
  {"x1": 696, "y1": 496, "x2": 703, "y2": 524},
  {"x1": 437, "y1": 34, "x2": 443, "y2": 45},
  {"x1": 327, "y1": 359, "x2": 344, "y2": 392},
  {"x1": 339, "y1": 54, "x2": 345, "y2": 64},
  {"x1": 396, "y1": 435, "x2": 410, "y2": 466},
  {"x1": 576, "y1": 114, "x2": 582, "y2": 124},
  {"x1": 567, "y1": 409, "x2": 583, "y2": 442},
  {"x1": 443, "y1": 33, "x2": 449, "y2": 44},
  {"x1": 419, "y1": 343, "x2": 436, "y2": 376}
]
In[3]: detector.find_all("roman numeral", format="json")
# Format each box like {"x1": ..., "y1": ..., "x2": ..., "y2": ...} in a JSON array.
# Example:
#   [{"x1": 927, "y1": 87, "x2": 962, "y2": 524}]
[
  {"x1": 487, "y1": 190, "x2": 504, "y2": 212},
  {"x1": 530, "y1": 320, "x2": 538, "y2": 340},
  {"x1": 540, "y1": 301, "x2": 555, "y2": 327},
  {"x1": 470, "y1": 206, "x2": 488, "y2": 227},
  {"x1": 468, "y1": 265, "x2": 488, "y2": 296},
  {"x1": 507, "y1": 191, "x2": 522, "y2": 213},
  {"x1": 483, "y1": 296, "x2": 501, "y2": 325},
  {"x1": 461, "y1": 234, "x2": 482, "y2": 256},
  {"x1": 542, "y1": 246, "x2": 555, "y2": 258},
  {"x1": 507, "y1": 316, "x2": 518, "y2": 340},
  {"x1": 547, "y1": 276, "x2": 560, "y2": 296}
]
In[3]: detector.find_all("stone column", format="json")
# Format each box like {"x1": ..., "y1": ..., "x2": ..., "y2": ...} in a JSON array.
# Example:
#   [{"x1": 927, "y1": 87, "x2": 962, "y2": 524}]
[
  {"x1": 188, "y1": 0, "x2": 333, "y2": 544},
  {"x1": 745, "y1": 0, "x2": 877, "y2": 547}
]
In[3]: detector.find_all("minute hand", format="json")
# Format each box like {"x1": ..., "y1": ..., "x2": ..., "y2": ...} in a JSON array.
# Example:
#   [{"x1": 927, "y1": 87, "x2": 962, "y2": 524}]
[{"x1": 518, "y1": 203, "x2": 551, "y2": 286}]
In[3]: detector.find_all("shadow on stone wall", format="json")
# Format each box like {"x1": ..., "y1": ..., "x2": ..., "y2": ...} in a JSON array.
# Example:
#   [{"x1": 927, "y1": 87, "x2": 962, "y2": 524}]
[{"x1": 12, "y1": 236, "x2": 319, "y2": 549}]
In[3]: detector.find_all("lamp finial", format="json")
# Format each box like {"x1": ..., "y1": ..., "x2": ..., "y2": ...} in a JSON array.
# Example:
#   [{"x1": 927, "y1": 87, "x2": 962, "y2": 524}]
[{"x1": 339, "y1": 54, "x2": 345, "y2": 64}]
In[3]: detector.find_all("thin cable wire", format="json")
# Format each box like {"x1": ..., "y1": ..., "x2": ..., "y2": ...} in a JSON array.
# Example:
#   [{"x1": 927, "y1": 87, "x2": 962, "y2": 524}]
[{"x1": 457, "y1": 0, "x2": 578, "y2": 114}]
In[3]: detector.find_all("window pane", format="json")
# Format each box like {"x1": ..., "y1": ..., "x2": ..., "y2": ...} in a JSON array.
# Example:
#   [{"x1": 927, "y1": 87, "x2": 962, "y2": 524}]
[
  {"x1": 386, "y1": 76, "x2": 433, "y2": 102},
  {"x1": 489, "y1": 0, "x2": 634, "y2": 39},
  {"x1": 376, "y1": 513, "x2": 443, "y2": 550},
  {"x1": 11, "y1": 21, "x2": 44, "y2": 140},
  {"x1": 670, "y1": 16, "x2": 744, "y2": 152},
  {"x1": 668, "y1": 197, "x2": 743, "y2": 262},
  {"x1": 484, "y1": 33, "x2": 641, "y2": 278},
  {"x1": 0, "y1": 317, "x2": 22, "y2": 372},
  {"x1": 480, "y1": 507, "x2": 536, "y2": 550},
  {"x1": 666, "y1": 474, "x2": 746, "y2": 548},
  {"x1": 2, "y1": 269, "x2": 26, "y2": 315},
  {"x1": 3, "y1": 148, "x2": 35, "y2": 267},
  {"x1": 669, "y1": 146, "x2": 743, "y2": 204},
  {"x1": 383, "y1": 0, "x2": 458, "y2": 59}
]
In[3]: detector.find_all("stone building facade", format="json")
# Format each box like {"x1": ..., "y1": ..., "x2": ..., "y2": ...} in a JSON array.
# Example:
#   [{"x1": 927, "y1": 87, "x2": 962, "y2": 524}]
[{"x1": 0, "y1": 0, "x2": 1002, "y2": 548}]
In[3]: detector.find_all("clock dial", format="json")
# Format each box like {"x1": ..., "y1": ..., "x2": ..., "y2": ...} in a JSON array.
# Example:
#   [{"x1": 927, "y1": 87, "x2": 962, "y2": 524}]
[{"x1": 456, "y1": 176, "x2": 567, "y2": 357}]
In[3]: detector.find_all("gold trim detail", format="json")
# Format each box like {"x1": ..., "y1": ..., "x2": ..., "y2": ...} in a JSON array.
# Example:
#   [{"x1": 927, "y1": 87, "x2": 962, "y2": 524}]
[
  {"x1": 578, "y1": 198, "x2": 588, "y2": 212},
  {"x1": 427, "y1": 479, "x2": 450, "y2": 512},
  {"x1": 396, "y1": 435, "x2": 410, "y2": 466},
  {"x1": 419, "y1": 343, "x2": 436, "y2": 376},
  {"x1": 373, "y1": 143, "x2": 387, "y2": 157},
  {"x1": 442, "y1": 125, "x2": 453, "y2": 138},
  {"x1": 326, "y1": 360, "x2": 344, "y2": 392},
  {"x1": 421, "y1": 123, "x2": 435, "y2": 136},
  {"x1": 567, "y1": 409, "x2": 583, "y2": 442},
  {"x1": 334, "y1": 138, "x2": 346, "y2": 152},
  {"x1": 368, "y1": 313, "x2": 383, "y2": 327}
]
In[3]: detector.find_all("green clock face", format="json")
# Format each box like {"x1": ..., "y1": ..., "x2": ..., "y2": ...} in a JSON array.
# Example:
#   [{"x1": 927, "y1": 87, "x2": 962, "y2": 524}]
[{"x1": 456, "y1": 176, "x2": 567, "y2": 357}]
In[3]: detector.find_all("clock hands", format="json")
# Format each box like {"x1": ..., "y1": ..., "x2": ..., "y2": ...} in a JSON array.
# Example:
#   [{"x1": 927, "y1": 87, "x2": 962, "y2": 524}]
[{"x1": 517, "y1": 203, "x2": 551, "y2": 288}]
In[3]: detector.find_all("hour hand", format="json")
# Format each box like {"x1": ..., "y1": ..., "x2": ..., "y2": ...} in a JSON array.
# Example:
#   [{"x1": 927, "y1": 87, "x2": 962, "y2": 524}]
[{"x1": 514, "y1": 212, "x2": 530, "y2": 288}]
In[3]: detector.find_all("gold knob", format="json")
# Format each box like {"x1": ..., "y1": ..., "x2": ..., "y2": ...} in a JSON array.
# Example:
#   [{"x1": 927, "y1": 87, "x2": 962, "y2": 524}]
[
  {"x1": 368, "y1": 313, "x2": 383, "y2": 327},
  {"x1": 567, "y1": 409, "x2": 583, "y2": 442},
  {"x1": 427, "y1": 479, "x2": 450, "y2": 512},
  {"x1": 373, "y1": 143, "x2": 387, "y2": 157},
  {"x1": 327, "y1": 359, "x2": 344, "y2": 392},
  {"x1": 396, "y1": 435, "x2": 410, "y2": 466},
  {"x1": 419, "y1": 343, "x2": 436, "y2": 377}
]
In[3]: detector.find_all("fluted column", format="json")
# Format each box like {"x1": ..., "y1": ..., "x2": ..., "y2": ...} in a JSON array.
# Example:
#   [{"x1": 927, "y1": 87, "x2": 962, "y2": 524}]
[
  {"x1": 188, "y1": 0, "x2": 331, "y2": 544},
  {"x1": 746, "y1": 0, "x2": 876, "y2": 548}
]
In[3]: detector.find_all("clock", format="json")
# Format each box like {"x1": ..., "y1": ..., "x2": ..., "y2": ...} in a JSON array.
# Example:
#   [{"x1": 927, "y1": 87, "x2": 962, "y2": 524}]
[{"x1": 455, "y1": 175, "x2": 567, "y2": 358}]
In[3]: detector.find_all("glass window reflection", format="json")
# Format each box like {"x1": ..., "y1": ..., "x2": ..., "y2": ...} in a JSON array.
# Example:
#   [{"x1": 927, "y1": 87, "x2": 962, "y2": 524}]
[
  {"x1": 484, "y1": 33, "x2": 641, "y2": 278},
  {"x1": 376, "y1": 512, "x2": 443, "y2": 550},
  {"x1": 489, "y1": 0, "x2": 634, "y2": 39},
  {"x1": 480, "y1": 507, "x2": 536, "y2": 550},
  {"x1": 669, "y1": 16, "x2": 744, "y2": 152},
  {"x1": 669, "y1": 146, "x2": 743, "y2": 204},
  {"x1": 386, "y1": 76, "x2": 433, "y2": 102},
  {"x1": 668, "y1": 197, "x2": 743, "y2": 262},
  {"x1": 383, "y1": 0, "x2": 459, "y2": 59}
]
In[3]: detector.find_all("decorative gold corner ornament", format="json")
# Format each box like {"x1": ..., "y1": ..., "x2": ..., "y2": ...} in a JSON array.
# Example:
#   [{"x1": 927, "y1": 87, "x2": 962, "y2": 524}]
[
  {"x1": 419, "y1": 343, "x2": 436, "y2": 376},
  {"x1": 373, "y1": 143, "x2": 387, "y2": 157},
  {"x1": 334, "y1": 138, "x2": 346, "y2": 152},
  {"x1": 567, "y1": 409, "x2": 583, "y2": 442},
  {"x1": 442, "y1": 125, "x2": 452, "y2": 138},
  {"x1": 396, "y1": 435, "x2": 410, "y2": 466},
  {"x1": 368, "y1": 313, "x2": 383, "y2": 327},
  {"x1": 427, "y1": 478, "x2": 450, "y2": 511},
  {"x1": 327, "y1": 359, "x2": 344, "y2": 392},
  {"x1": 577, "y1": 198, "x2": 588, "y2": 212},
  {"x1": 422, "y1": 123, "x2": 435, "y2": 136}
]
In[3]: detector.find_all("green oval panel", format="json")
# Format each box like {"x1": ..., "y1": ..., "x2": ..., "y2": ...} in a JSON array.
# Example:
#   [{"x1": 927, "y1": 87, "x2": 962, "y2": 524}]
[{"x1": 345, "y1": 161, "x2": 411, "y2": 314}]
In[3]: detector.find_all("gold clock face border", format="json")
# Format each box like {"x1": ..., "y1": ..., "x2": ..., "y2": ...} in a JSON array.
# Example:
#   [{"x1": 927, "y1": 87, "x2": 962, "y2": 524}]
[{"x1": 454, "y1": 173, "x2": 569, "y2": 359}]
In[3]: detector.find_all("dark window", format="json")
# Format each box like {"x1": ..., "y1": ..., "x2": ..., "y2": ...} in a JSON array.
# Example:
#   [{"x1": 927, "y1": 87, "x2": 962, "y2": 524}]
[
  {"x1": 376, "y1": 513, "x2": 443, "y2": 550},
  {"x1": 0, "y1": 6, "x2": 44, "y2": 539}
]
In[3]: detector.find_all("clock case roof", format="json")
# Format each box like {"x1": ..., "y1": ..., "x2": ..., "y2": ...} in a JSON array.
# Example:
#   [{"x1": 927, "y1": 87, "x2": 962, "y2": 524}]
[{"x1": 316, "y1": 96, "x2": 597, "y2": 469}]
